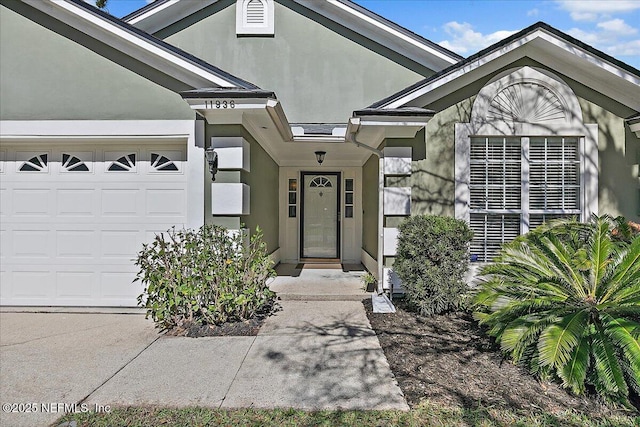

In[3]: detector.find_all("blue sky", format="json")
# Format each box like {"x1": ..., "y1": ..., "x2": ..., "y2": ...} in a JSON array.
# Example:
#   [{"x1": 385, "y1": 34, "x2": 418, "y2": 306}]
[{"x1": 98, "y1": 0, "x2": 640, "y2": 68}]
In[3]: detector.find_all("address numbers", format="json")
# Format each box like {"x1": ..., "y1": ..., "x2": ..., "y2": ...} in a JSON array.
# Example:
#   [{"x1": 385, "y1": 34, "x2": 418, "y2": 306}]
[{"x1": 205, "y1": 100, "x2": 236, "y2": 109}]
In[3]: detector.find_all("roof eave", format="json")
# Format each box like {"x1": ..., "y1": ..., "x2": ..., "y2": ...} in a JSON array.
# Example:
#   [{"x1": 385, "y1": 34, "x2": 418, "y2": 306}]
[
  {"x1": 124, "y1": 0, "x2": 461, "y2": 72},
  {"x1": 30, "y1": 0, "x2": 258, "y2": 89},
  {"x1": 370, "y1": 22, "x2": 640, "y2": 111}
]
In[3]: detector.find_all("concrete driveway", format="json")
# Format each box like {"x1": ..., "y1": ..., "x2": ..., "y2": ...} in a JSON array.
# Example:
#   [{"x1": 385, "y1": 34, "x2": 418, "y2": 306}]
[
  {"x1": 0, "y1": 265, "x2": 407, "y2": 427},
  {"x1": 0, "y1": 312, "x2": 159, "y2": 427}
]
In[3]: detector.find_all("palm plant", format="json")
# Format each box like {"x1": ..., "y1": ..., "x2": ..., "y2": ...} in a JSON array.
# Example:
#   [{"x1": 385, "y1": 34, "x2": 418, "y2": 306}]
[{"x1": 473, "y1": 215, "x2": 640, "y2": 407}]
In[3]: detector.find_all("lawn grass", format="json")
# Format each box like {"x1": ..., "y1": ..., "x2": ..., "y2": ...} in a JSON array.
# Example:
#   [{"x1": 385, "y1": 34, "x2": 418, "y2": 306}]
[{"x1": 55, "y1": 401, "x2": 639, "y2": 427}]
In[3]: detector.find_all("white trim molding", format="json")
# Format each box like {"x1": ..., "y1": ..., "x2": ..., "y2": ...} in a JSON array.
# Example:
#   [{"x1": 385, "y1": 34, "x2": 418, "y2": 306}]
[{"x1": 0, "y1": 120, "x2": 197, "y2": 138}]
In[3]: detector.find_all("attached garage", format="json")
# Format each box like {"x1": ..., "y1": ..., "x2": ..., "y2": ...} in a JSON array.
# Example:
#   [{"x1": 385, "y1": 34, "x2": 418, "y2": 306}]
[{"x1": 0, "y1": 141, "x2": 189, "y2": 306}]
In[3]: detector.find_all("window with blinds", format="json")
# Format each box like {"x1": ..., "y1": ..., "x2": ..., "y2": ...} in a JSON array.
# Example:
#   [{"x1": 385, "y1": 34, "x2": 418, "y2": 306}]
[{"x1": 469, "y1": 136, "x2": 582, "y2": 261}]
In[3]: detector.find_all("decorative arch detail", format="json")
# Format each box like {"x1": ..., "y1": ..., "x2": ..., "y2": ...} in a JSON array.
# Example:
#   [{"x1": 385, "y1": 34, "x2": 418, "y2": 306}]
[
  {"x1": 487, "y1": 82, "x2": 565, "y2": 122},
  {"x1": 471, "y1": 66, "x2": 583, "y2": 129}
]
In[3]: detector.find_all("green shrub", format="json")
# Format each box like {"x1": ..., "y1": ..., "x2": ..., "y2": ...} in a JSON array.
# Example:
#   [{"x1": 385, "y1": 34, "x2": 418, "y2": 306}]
[
  {"x1": 393, "y1": 215, "x2": 474, "y2": 315},
  {"x1": 135, "y1": 225, "x2": 276, "y2": 329},
  {"x1": 473, "y1": 215, "x2": 640, "y2": 407}
]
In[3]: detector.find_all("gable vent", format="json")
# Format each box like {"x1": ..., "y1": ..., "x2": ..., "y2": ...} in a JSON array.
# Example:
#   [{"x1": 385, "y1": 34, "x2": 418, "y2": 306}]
[
  {"x1": 236, "y1": 0, "x2": 274, "y2": 35},
  {"x1": 246, "y1": 0, "x2": 265, "y2": 25}
]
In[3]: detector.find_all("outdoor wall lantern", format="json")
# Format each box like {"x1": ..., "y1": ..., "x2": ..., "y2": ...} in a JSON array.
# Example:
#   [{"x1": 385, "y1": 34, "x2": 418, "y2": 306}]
[
  {"x1": 315, "y1": 151, "x2": 326, "y2": 165},
  {"x1": 205, "y1": 147, "x2": 219, "y2": 181}
]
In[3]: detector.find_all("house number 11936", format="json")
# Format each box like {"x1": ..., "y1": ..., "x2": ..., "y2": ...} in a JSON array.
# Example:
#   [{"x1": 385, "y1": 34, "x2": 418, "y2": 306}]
[{"x1": 205, "y1": 100, "x2": 235, "y2": 109}]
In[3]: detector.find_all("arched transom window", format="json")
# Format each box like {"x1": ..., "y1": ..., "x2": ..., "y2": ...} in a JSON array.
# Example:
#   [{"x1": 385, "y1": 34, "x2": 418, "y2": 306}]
[{"x1": 309, "y1": 176, "x2": 333, "y2": 188}]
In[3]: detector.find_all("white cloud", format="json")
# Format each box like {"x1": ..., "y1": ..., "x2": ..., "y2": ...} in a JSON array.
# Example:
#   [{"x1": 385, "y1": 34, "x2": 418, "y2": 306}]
[
  {"x1": 597, "y1": 18, "x2": 638, "y2": 35},
  {"x1": 555, "y1": 0, "x2": 640, "y2": 21},
  {"x1": 566, "y1": 27, "x2": 600, "y2": 44},
  {"x1": 566, "y1": 18, "x2": 640, "y2": 59},
  {"x1": 608, "y1": 39, "x2": 640, "y2": 56},
  {"x1": 527, "y1": 8, "x2": 539, "y2": 17},
  {"x1": 438, "y1": 22, "x2": 517, "y2": 55}
]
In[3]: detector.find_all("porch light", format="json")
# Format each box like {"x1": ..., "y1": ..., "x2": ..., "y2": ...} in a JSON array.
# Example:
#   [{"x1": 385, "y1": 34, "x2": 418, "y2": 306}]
[
  {"x1": 205, "y1": 147, "x2": 218, "y2": 181},
  {"x1": 315, "y1": 151, "x2": 326, "y2": 165}
]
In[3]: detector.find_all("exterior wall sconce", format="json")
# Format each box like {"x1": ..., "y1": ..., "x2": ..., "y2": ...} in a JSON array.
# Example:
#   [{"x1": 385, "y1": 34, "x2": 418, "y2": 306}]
[
  {"x1": 315, "y1": 151, "x2": 326, "y2": 165},
  {"x1": 205, "y1": 147, "x2": 218, "y2": 181}
]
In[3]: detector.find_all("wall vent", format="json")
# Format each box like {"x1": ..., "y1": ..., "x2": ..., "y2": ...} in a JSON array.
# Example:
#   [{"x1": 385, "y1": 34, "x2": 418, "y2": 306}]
[{"x1": 236, "y1": 0, "x2": 274, "y2": 35}]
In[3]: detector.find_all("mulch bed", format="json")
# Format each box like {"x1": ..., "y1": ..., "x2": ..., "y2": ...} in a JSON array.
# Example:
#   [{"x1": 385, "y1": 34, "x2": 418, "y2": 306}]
[
  {"x1": 165, "y1": 316, "x2": 265, "y2": 337},
  {"x1": 165, "y1": 301, "x2": 279, "y2": 337},
  {"x1": 364, "y1": 298, "x2": 632, "y2": 417}
]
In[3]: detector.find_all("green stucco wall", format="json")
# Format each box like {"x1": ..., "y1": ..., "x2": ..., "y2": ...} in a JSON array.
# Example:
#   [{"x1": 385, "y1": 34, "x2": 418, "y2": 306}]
[
  {"x1": 361, "y1": 154, "x2": 378, "y2": 258},
  {"x1": 0, "y1": 2, "x2": 193, "y2": 120},
  {"x1": 159, "y1": 0, "x2": 427, "y2": 123},
  {"x1": 380, "y1": 101, "x2": 471, "y2": 219},
  {"x1": 205, "y1": 125, "x2": 280, "y2": 253},
  {"x1": 580, "y1": 99, "x2": 639, "y2": 221}
]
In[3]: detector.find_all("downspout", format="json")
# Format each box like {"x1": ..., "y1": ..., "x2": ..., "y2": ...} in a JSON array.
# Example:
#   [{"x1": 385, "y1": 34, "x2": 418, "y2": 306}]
[{"x1": 346, "y1": 120, "x2": 385, "y2": 295}]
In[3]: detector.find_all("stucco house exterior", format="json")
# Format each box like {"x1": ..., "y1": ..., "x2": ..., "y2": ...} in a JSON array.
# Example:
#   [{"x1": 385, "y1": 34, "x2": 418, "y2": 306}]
[{"x1": 1, "y1": 0, "x2": 638, "y2": 306}]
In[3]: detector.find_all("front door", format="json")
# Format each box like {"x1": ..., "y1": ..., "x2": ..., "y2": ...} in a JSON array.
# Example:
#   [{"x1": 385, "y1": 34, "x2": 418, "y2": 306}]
[{"x1": 301, "y1": 172, "x2": 340, "y2": 259}]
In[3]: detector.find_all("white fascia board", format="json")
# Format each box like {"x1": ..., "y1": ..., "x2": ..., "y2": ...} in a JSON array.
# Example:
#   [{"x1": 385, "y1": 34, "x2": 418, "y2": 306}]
[
  {"x1": 533, "y1": 31, "x2": 640, "y2": 86},
  {"x1": 0, "y1": 120, "x2": 195, "y2": 138},
  {"x1": 358, "y1": 119, "x2": 430, "y2": 127},
  {"x1": 324, "y1": 0, "x2": 458, "y2": 65},
  {"x1": 126, "y1": 0, "x2": 215, "y2": 31},
  {"x1": 127, "y1": 0, "x2": 181, "y2": 25},
  {"x1": 184, "y1": 98, "x2": 272, "y2": 111},
  {"x1": 266, "y1": 99, "x2": 294, "y2": 141},
  {"x1": 184, "y1": 98, "x2": 293, "y2": 142},
  {"x1": 346, "y1": 117, "x2": 361, "y2": 136},
  {"x1": 29, "y1": 0, "x2": 237, "y2": 88},
  {"x1": 384, "y1": 28, "x2": 640, "y2": 109},
  {"x1": 348, "y1": 116, "x2": 427, "y2": 134}
]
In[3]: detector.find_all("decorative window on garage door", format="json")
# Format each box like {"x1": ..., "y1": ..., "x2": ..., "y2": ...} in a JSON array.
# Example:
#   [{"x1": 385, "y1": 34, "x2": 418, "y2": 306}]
[
  {"x1": 106, "y1": 153, "x2": 137, "y2": 172},
  {"x1": 18, "y1": 153, "x2": 49, "y2": 172},
  {"x1": 149, "y1": 151, "x2": 183, "y2": 173},
  {"x1": 151, "y1": 153, "x2": 178, "y2": 171},
  {"x1": 61, "y1": 152, "x2": 92, "y2": 172}
]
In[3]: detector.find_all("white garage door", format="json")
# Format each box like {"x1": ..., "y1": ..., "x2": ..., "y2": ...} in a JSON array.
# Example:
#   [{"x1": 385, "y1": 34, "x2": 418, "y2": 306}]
[{"x1": 0, "y1": 142, "x2": 188, "y2": 306}]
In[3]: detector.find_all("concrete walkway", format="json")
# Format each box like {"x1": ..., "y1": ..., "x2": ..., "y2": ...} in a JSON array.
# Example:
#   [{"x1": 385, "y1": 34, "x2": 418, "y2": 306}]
[{"x1": 0, "y1": 264, "x2": 407, "y2": 427}]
